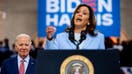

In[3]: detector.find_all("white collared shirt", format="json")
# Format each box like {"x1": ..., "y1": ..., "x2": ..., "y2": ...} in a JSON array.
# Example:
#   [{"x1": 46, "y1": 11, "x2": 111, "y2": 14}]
[{"x1": 18, "y1": 55, "x2": 30, "y2": 74}]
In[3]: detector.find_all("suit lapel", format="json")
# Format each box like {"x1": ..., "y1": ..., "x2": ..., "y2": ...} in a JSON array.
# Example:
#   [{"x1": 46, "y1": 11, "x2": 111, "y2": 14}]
[
  {"x1": 67, "y1": 38, "x2": 77, "y2": 49},
  {"x1": 79, "y1": 35, "x2": 91, "y2": 49},
  {"x1": 25, "y1": 57, "x2": 35, "y2": 74},
  {"x1": 67, "y1": 33, "x2": 90, "y2": 49},
  {"x1": 14, "y1": 56, "x2": 19, "y2": 74}
]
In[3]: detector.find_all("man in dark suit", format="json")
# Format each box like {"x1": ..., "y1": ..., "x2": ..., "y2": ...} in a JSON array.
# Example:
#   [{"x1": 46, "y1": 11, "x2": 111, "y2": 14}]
[{"x1": 1, "y1": 33, "x2": 36, "y2": 74}]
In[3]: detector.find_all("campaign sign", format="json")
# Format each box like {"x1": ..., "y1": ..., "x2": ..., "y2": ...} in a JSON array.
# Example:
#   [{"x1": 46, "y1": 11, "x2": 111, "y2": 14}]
[{"x1": 38, "y1": 0, "x2": 120, "y2": 37}]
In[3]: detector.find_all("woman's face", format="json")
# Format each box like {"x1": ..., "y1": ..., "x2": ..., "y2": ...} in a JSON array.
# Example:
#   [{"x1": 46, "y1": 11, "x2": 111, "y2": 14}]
[{"x1": 74, "y1": 6, "x2": 90, "y2": 28}]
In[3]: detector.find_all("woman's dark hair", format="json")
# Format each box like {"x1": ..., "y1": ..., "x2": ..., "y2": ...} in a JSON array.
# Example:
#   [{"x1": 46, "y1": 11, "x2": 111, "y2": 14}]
[{"x1": 66, "y1": 4, "x2": 97, "y2": 36}]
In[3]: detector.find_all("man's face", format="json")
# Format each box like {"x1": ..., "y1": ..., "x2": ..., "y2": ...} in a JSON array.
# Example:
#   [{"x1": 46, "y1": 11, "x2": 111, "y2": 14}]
[{"x1": 15, "y1": 36, "x2": 31, "y2": 58}]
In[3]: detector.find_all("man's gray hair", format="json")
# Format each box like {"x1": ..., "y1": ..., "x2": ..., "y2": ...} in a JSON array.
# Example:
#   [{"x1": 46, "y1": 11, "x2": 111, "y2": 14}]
[{"x1": 15, "y1": 33, "x2": 32, "y2": 45}]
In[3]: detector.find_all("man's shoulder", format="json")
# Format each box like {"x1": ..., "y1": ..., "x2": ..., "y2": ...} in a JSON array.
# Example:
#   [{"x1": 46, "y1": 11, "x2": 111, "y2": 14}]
[{"x1": 2, "y1": 56, "x2": 17, "y2": 65}]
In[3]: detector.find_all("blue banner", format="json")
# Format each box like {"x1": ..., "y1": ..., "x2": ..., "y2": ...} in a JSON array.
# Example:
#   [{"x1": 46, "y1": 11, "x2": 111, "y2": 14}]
[{"x1": 38, "y1": 0, "x2": 120, "y2": 37}]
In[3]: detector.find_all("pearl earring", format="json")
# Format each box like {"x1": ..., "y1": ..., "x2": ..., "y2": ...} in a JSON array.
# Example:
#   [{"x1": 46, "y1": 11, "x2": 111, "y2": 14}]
[{"x1": 88, "y1": 22, "x2": 90, "y2": 25}]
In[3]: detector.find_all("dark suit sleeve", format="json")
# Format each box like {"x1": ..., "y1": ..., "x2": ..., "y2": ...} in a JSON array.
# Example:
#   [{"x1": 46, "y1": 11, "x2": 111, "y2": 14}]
[{"x1": 1, "y1": 60, "x2": 8, "y2": 74}]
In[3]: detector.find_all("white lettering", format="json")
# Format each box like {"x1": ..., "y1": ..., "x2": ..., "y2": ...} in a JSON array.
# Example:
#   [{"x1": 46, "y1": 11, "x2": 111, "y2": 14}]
[
  {"x1": 98, "y1": 0, "x2": 112, "y2": 12},
  {"x1": 47, "y1": 0, "x2": 59, "y2": 12},
  {"x1": 59, "y1": 14, "x2": 71, "y2": 26},
  {"x1": 47, "y1": 0, "x2": 80, "y2": 13},
  {"x1": 67, "y1": 0, "x2": 80, "y2": 12},
  {"x1": 46, "y1": 14, "x2": 71, "y2": 26},
  {"x1": 60, "y1": 0, "x2": 65, "y2": 12},
  {"x1": 102, "y1": 14, "x2": 113, "y2": 26},
  {"x1": 96, "y1": 14, "x2": 101, "y2": 26},
  {"x1": 96, "y1": 14, "x2": 113, "y2": 26},
  {"x1": 46, "y1": 14, "x2": 58, "y2": 26}
]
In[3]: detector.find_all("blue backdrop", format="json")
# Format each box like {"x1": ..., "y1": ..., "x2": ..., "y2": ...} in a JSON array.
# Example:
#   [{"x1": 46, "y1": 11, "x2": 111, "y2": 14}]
[{"x1": 38, "y1": 0, "x2": 120, "y2": 37}]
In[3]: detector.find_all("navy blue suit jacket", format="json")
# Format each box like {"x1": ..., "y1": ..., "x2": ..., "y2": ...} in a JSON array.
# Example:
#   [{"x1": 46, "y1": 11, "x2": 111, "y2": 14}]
[{"x1": 0, "y1": 56, "x2": 36, "y2": 74}]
